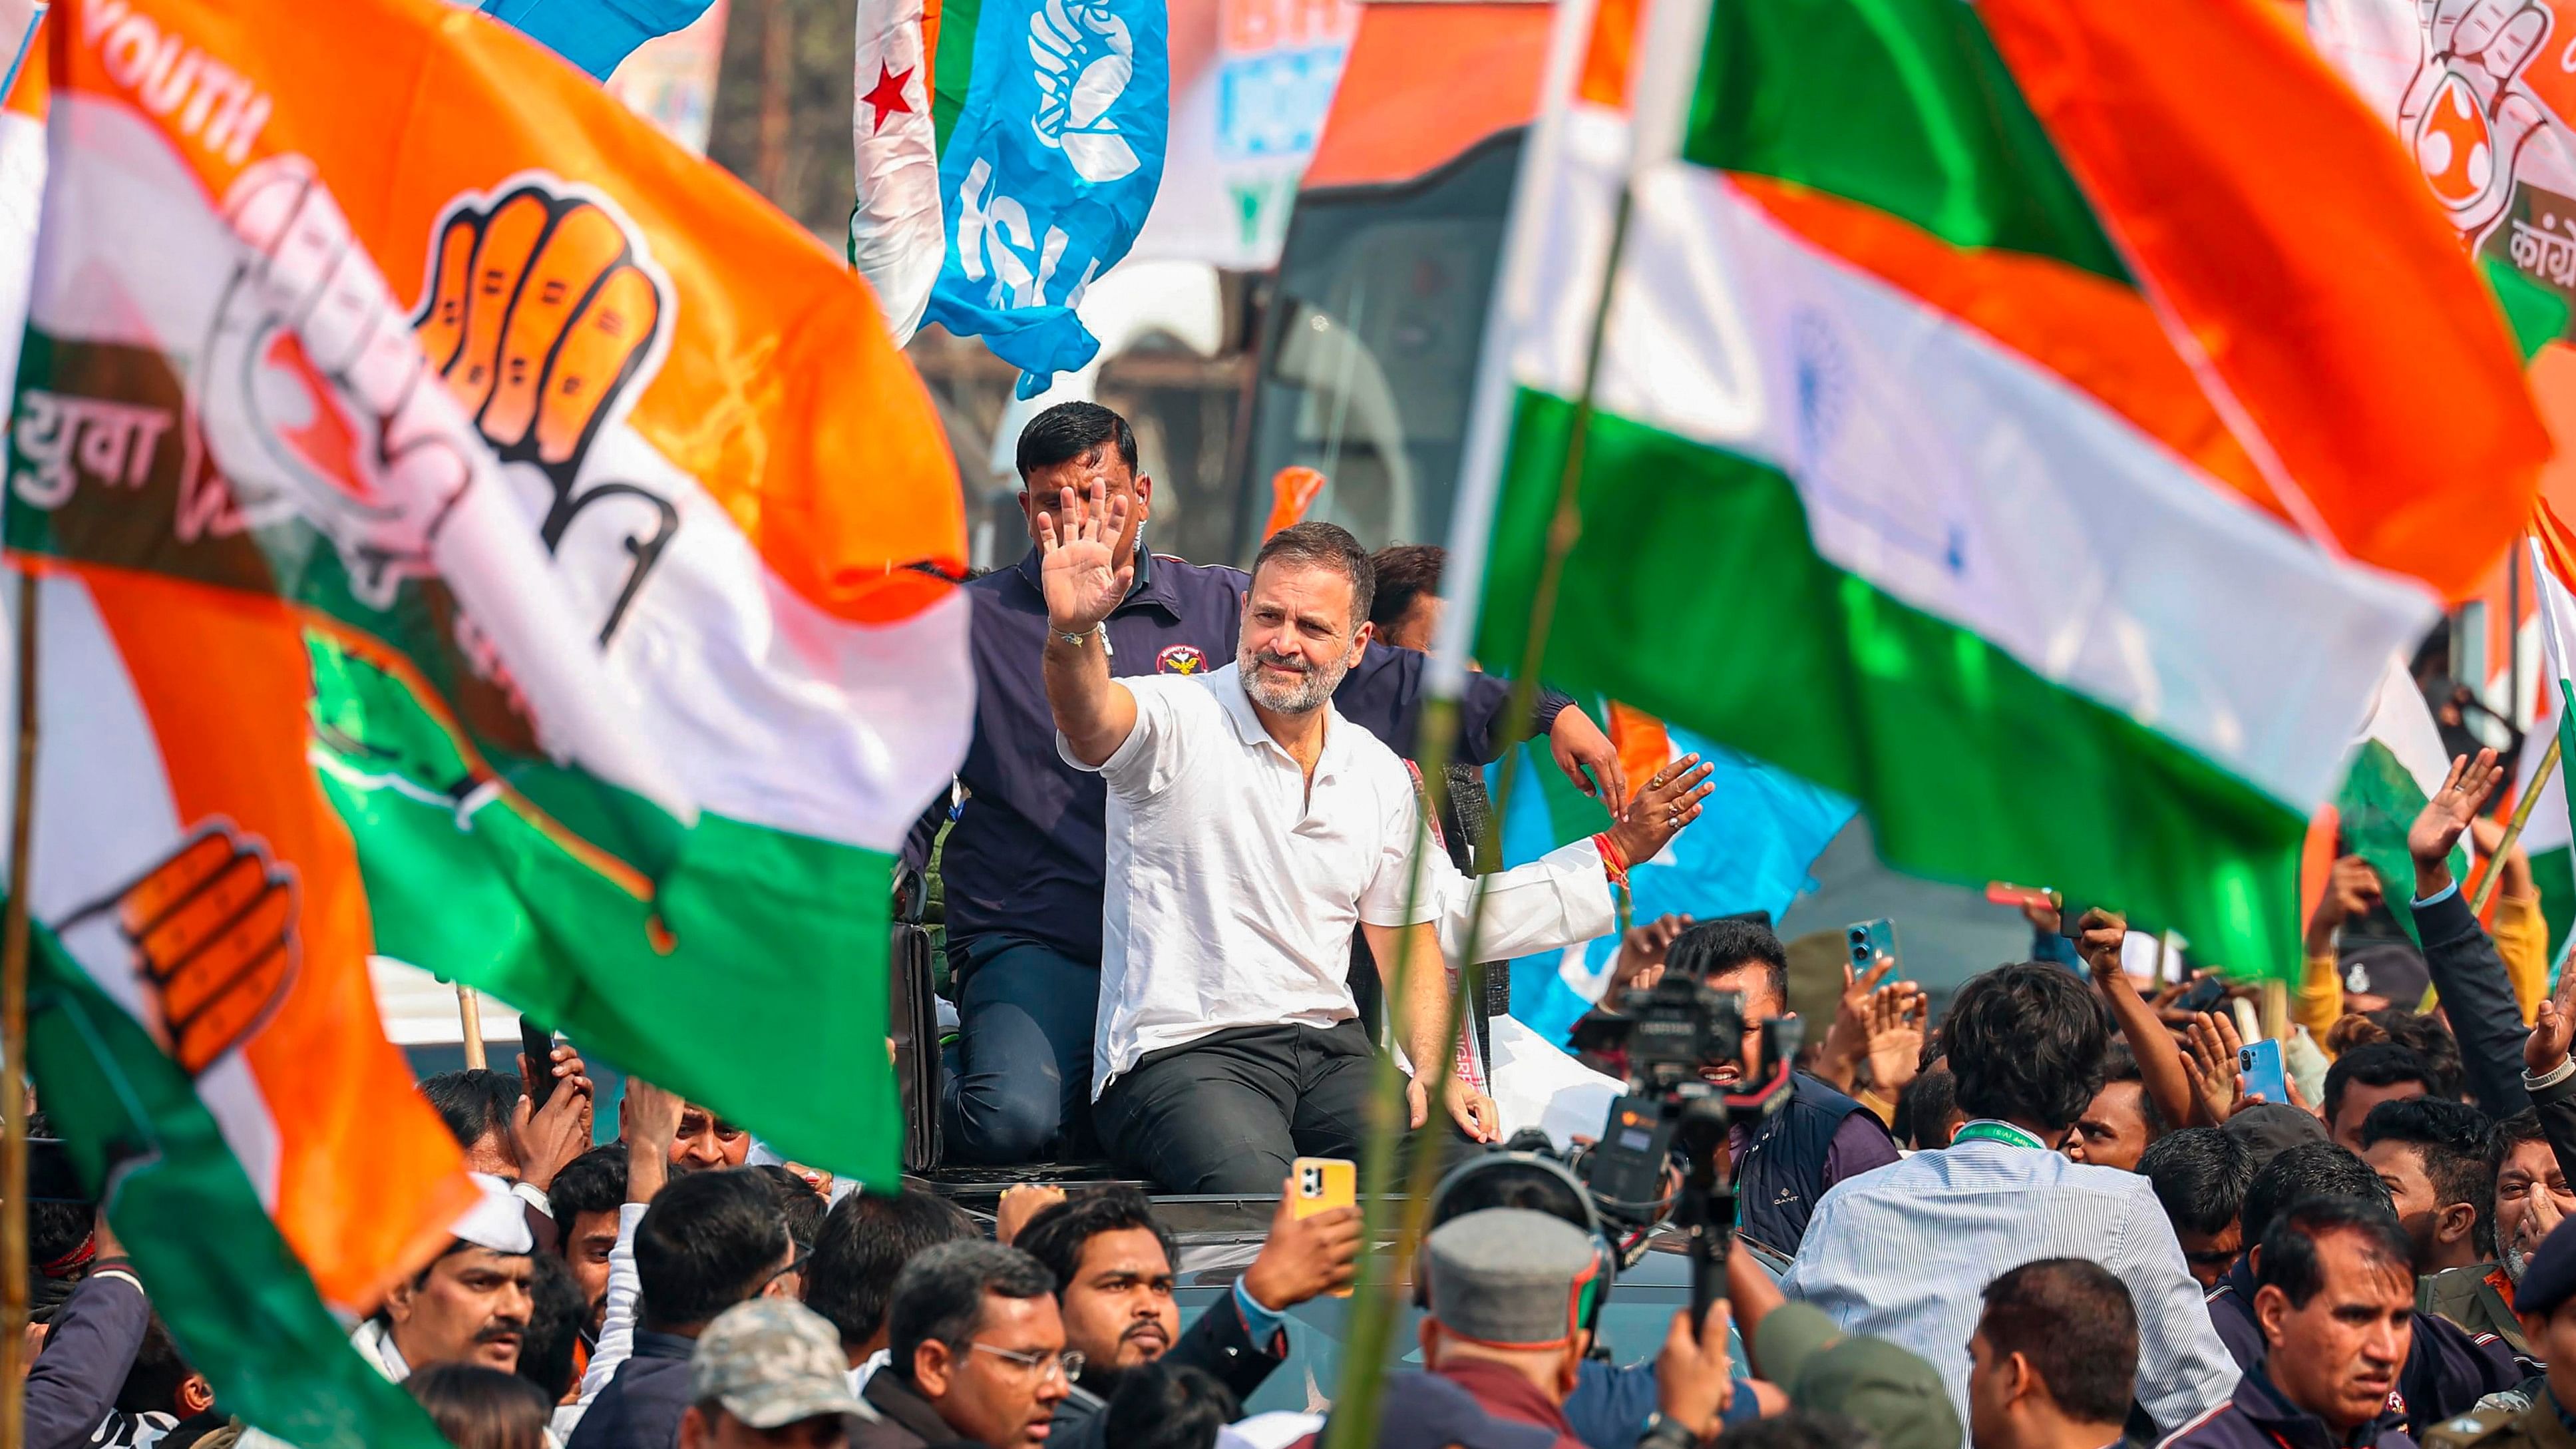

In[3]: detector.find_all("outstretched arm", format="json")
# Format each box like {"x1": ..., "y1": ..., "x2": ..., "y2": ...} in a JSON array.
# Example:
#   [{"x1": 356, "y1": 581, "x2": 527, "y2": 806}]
[
  {"x1": 1039, "y1": 483, "x2": 1139, "y2": 767},
  {"x1": 2075, "y1": 908, "x2": 2197, "y2": 1134}
]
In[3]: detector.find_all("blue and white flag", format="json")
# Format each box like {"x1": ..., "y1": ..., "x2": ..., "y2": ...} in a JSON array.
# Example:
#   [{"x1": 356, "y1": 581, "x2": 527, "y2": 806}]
[
  {"x1": 924, "y1": 0, "x2": 1169, "y2": 397},
  {"x1": 478, "y1": 0, "x2": 713, "y2": 80}
]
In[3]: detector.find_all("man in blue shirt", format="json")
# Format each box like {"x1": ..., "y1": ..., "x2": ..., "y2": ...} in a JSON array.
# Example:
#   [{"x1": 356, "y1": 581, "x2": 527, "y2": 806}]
[{"x1": 922, "y1": 402, "x2": 1626, "y2": 1167}]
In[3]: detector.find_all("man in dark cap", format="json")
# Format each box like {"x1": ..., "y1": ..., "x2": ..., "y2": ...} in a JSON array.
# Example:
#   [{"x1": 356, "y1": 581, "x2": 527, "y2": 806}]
[
  {"x1": 2223, "y1": 1104, "x2": 2330, "y2": 1172},
  {"x1": 2424, "y1": 1217, "x2": 2576, "y2": 1449}
]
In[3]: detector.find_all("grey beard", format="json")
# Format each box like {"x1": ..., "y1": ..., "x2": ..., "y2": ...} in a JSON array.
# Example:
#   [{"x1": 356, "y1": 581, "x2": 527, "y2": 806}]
[
  {"x1": 2506, "y1": 1242, "x2": 2535, "y2": 1284},
  {"x1": 1238, "y1": 648, "x2": 1347, "y2": 714}
]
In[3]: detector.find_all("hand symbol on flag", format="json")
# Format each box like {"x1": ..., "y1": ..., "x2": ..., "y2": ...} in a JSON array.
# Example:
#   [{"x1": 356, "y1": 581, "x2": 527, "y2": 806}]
[
  {"x1": 413, "y1": 186, "x2": 665, "y2": 499},
  {"x1": 2400, "y1": 0, "x2": 2552, "y2": 238},
  {"x1": 110, "y1": 828, "x2": 299, "y2": 1077},
  {"x1": 1026, "y1": 0, "x2": 1141, "y2": 183}
]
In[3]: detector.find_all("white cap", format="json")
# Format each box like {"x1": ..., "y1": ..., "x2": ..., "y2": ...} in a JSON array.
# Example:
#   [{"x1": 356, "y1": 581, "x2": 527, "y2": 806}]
[{"x1": 451, "y1": 1172, "x2": 534, "y2": 1255}]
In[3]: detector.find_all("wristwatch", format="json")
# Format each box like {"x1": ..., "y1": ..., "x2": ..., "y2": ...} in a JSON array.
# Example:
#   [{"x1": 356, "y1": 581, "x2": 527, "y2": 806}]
[{"x1": 1636, "y1": 1412, "x2": 1708, "y2": 1449}]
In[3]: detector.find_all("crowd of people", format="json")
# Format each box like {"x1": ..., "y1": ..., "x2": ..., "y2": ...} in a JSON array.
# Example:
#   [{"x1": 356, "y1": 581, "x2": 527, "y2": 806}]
[{"x1": 25, "y1": 400, "x2": 2576, "y2": 1449}]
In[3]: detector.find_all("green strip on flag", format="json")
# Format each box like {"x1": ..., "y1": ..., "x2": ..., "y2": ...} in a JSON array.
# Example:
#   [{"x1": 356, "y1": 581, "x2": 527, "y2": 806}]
[
  {"x1": 2330, "y1": 739, "x2": 2466, "y2": 947},
  {"x1": 1475, "y1": 391, "x2": 2306, "y2": 980},
  {"x1": 24, "y1": 912, "x2": 447, "y2": 1449}
]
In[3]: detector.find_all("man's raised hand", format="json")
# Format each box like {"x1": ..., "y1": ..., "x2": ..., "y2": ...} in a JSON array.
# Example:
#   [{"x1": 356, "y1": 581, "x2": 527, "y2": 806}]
[
  {"x1": 2409, "y1": 747, "x2": 2503, "y2": 868},
  {"x1": 1244, "y1": 1177, "x2": 1362, "y2": 1309},
  {"x1": 1037, "y1": 481, "x2": 1133, "y2": 636},
  {"x1": 2529, "y1": 952, "x2": 2576, "y2": 1078},
  {"x1": 1603, "y1": 755, "x2": 1716, "y2": 869}
]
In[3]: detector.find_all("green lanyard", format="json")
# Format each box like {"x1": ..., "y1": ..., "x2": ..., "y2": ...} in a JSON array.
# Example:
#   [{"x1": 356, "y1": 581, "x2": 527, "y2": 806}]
[{"x1": 1950, "y1": 1120, "x2": 2048, "y2": 1151}]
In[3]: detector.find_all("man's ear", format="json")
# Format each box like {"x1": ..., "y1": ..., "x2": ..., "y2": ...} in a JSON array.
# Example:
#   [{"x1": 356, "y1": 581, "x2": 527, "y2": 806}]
[
  {"x1": 2002, "y1": 1350, "x2": 2037, "y2": 1408},
  {"x1": 178, "y1": 1373, "x2": 215, "y2": 1417},
  {"x1": 1348, "y1": 618, "x2": 1374, "y2": 664},
  {"x1": 2253, "y1": 1283, "x2": 2291, "y2": 1347},
  {"x1": 915, "y1": 1339, "x2": 958, "y2": 1399},
  {"x1": 678, "y1": 1404, "x2": 709, "y2": 1449},
  {"x1": 1133, "y1": 474, "x2": 1153, "y2": 518},
  {"x1": 1557, "y1": 1333, "x2": 1589, "y2": 1397},
  {"x1": 1417, "y1": 1317, "x2": 1441, "y2": 1367},
  {"x1": 385, "y1": 1279, "x2": 415, "y2": 1325},
  {"x1": 2436, "y1": 1202, "x2": 2478, "y2": 1246}
]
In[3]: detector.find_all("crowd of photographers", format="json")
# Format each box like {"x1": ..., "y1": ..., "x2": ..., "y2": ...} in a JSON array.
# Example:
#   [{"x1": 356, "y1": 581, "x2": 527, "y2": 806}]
[{"x1": 28, "y1": 399, "x2": 2576, "y2": 1449}]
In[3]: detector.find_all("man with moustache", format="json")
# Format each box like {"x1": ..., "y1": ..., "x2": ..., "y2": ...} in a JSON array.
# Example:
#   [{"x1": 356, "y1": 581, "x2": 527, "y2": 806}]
[{"x1": 353, "y1": 1175, "x2": 539, "y2": 1379}]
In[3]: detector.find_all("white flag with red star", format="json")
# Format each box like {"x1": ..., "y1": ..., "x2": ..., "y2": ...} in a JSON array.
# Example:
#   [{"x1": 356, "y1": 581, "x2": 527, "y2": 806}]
[{"x1": 850, "y1": 0, "x2": 942, "y2": 343}]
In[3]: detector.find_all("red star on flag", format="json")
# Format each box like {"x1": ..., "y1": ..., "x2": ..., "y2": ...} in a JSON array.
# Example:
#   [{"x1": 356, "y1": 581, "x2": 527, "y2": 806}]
[{"x1": 862, "y1": 62, "x2": 916, "y2": 135}]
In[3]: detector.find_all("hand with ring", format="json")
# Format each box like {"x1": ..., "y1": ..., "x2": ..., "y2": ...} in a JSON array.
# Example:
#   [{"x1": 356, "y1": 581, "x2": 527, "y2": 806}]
[{"x1": 1604, "y1": 754, "x2": 1717, "y2": 868}]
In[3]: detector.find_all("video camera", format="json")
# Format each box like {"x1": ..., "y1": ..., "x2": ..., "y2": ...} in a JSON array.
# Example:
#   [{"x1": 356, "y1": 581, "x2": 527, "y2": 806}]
[{"x1": 1566, "y1": 973, "x2": 1804, "y2": 1325}]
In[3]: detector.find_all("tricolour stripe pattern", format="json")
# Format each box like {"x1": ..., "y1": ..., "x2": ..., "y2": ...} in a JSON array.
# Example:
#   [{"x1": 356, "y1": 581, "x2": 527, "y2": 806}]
[{"x1": 1448, "y1": 0, "x2": 2545, "y2": 980}]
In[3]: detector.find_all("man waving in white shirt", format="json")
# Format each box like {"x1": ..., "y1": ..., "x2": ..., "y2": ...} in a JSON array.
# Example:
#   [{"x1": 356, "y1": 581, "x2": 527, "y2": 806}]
[{"x1": 1039, "y1": 494, "x2": 1501, "y2": 1191}]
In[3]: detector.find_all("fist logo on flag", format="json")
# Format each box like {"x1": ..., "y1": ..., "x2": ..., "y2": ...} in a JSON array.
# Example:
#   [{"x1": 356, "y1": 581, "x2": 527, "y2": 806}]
[
  {"x1": 413, "y1": 179, "x2": 680, "y2": 644},
  {"x1": 78, "y1": 827, "x2": 300, "y2": 1078},
  {"x1": 2400, "y1": 0, "x2": 2553, "y2": 236},
  {"x1": 1027, "y1": 0, "x2": 1143, "y2": 183}
]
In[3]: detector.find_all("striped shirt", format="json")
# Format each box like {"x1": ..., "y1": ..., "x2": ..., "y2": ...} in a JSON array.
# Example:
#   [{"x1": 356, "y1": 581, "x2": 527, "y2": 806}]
[{"x1": 1779, "y1": 1132, "x2": 2240, "y2": 1433}]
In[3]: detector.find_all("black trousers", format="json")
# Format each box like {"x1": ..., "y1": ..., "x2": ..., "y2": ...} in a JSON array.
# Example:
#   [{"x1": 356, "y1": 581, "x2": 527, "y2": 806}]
[{"x1": 1097, "y1": 1020, "x2": 1461, "y2": 1193}]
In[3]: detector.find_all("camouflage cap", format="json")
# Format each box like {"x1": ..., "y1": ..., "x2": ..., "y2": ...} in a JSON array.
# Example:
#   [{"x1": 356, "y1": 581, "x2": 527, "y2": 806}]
[{"x1": 687, "y1": 1298, "x2": 866, "y2": 1430}]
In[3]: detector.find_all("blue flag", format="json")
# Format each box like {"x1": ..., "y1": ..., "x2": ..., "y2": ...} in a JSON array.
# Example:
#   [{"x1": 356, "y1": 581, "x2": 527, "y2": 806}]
[
  {"x1": 1492, "y1": 726, "x2": 1857, "y2": 1048},
  {"x1": 924, "y1": 0, "x2": 1169, "y2": 397},
  {"x1": 478, "y1": 0, "x2": 713, "y2": 80}
]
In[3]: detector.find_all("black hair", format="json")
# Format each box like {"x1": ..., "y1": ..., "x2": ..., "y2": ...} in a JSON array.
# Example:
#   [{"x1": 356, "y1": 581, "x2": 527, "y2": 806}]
[
  {"x1": 634, "y1": 1168, "x2": 789, "y2": 1332},
  {"x1": 406, "y1": 1362, "x2": 553, "y2": 1449},
  {"x1": 1367, "y1": 544, "x2": 1445, "y2": 636},
  {"x1": 1015, "y1": 1187, "x2": 1179, "y2": 1303},
  {"x1": 1250, "y1": 521, "x2": 1376, "y2": 628},
  {"x1": 1015, "y1": 401, "x2": 1139, "y2": 482},
  {"x1": 2360, "y1": 1096, "x2": 2496, "y2": 1257},
  {"x1": 2322, "y1": 1042, "x2": 2432, "y2": 1131},
  {"x1": 750, "y1": 1163, "x2": 827, "y2": 1254},
  {"x1": 2253, "y1": 1195, "x2": 2414, "y2": 1311},
  {"x1": 514, "y1": 1250, "x2": 586, "y2": 1403},
  {"x1": 1104, "y1": 1361, "x2": 1240, "y2": 1449},
  {"x1": 2241, "y1": 1142, "x2": 2390, "y2": 1248},
  {"x1": 2489, "y1": 1108, "x2": 2552, "y2": 1181},
  {"x1": 1944, "y1": 963, "x2": 2111, "y2": 1134},
  {"x1": 888, "y1": 1239, "x2": 1055, "y2": 1380},
  {"x1": 1429, "y1": 1155, "x2": 1598, "y2": 1236},
  {"x1": 2098, "y1": 1042, "x2": 2169, "y2": 1140},
  {"x1": 805, "y1": 1186, "x2": 978, "y2": 1350},
  {"x1": 1978, "y1": 1259, "x2": 2138, "y2": 1426},
  {"x1": 1895, "y1": 1068, "x2": 1961, "y2": 1151},
  {"x1": 2364, "y1": 1008, "x2": 2464, "y2": 1100},
  {"x1": 419, "y1": 1070, "x2": 520, "y2": 1151},
  {"x1": 114, "y1": 1313, "x2": 194, "y2": 1416},
  {"x1": 2138, "y1": 1128, "x2": 2256, "y2": 1239},
  {"x1": 546, "y1": 1145, "x2": 626, "y2": 1241},
  {"x1": 1714, "y1": 1410, "x2": 1881, "y2": 1449},
  {"x1": 1667, "y1": 917, "x2": 1790, "y2": 1013},
  {"x1": 31, "y1": 1201, "x2": 92, "y2": 1273}
]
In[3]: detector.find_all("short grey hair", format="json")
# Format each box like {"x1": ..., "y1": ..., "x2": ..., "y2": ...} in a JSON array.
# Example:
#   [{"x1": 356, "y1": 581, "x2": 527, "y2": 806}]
[{"x1": 1251, "y1": 521, "x2": 1375, "y2": 628}]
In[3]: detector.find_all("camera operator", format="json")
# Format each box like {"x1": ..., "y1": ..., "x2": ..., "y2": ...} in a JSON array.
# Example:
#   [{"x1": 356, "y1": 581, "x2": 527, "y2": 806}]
[{"x1": 1657, "y1": 921, "x2": 1897, "y2": 1258}]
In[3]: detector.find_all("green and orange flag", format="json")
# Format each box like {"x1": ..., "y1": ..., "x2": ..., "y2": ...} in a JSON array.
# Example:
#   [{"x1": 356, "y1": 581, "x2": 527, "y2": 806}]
[
  {"x1": 1441, "y1": 0, "x2": 2549, "y2": 983},
  {"x1": 5, "y1": 0, "x2": 966, "y2": 1441}
]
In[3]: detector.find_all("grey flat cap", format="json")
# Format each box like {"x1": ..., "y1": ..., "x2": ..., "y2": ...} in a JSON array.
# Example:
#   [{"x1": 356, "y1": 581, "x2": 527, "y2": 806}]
[
  {"x1": 688, "y1": 1299, "x2": 866, "y2": 1429},
  {"x1": 1423, "y1": 1207, "x2": 1604, "y2": 1349}
]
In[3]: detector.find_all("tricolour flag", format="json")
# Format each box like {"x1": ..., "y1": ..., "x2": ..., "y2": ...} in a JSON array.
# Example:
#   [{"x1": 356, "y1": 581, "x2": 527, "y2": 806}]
[
  {"x1": 2330, "y1": 658, "x2": 2462, "y2": 944},
  {"x1": 9, "y1": 0, "x2": 966, "y2": 1437},
  {"x1": 1440, "y1": 0, "x2": 2548, "y2": 982}
]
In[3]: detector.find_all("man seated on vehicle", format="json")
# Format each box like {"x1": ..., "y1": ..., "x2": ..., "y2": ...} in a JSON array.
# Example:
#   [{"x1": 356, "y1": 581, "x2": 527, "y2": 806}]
[
  {"x1": 1307, "y1": 1207, "x2": 1735, "y2": 1449},
  {"x1": 1666, "y1": 918, "x2": 1899, "y2": 1258},
  {"x1": 1010, "y1": 1179, "x2": 1359, "y2": 1446},
  {"x1": 856, "y1": 1241, "x2": 1070, "y2": 1449},
  {"x1": 1043, "y1": 509, "x2": 1507, "y2": 1190},
  {"x1": 928, "y1": 399, "x2": 1634, "y2": 1170},
  {"x1": 353, "y1": 1174, "x2": 538, "y2": 1380}
]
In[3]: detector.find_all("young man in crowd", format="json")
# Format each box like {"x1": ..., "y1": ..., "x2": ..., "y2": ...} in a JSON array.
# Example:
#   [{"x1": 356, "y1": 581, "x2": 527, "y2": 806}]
[
  {"x1": 929, "y1": 401, "x2": 1630, "y2": 1167},
  {"x1": 2362, "y1": 1098, "x2": 2521, "y2": 1351},
  {"x1": 803, "y1": 1187, "x2": 978, "y2": 1388},
  {"x1": 353, "y1": 1175, "x2": 539, "y2": 1381},
  {"x1": 548, "y1": 1143, "x2": 626, "y2": 1345},
  {"x1": 2165, "y1": 1198, "x2": 2419, "y2": 1449},
  {"x1": 566, "y1": 1167, "x2": 797, "y2": 1449},
  {"x1": 2324, "y1": 1044, "x2": 2436, "y2": 1155},
  {"x1": 2139, "y1": 1130, "x2": 2258, "y2": 1289},
  {"x1": 1311, "y1": 1208, "x2": 1736, "y2": 1449},
  {"x1": 856, "y1": 1239, "x2": 1070, "y2": 1449},
  {"x1": 2064, "y1": 1044, "x2": 2165, "y2": 1173},
  {"x1": 1964, "y1": 1259, "x2": 2137, "y2": 1449},
  {"x1": 1666, "y1": 918, "x2": 1898, "y2": 1258},
  {"x1": 1782, "y1": 962, "x2": 2234, "y2": 1435},
  {"x1": 2203, "y1": 1142, "x2": 2520, "y2": 1437},
  {"x1": 679, "y1": 1299, "x2": 868, "y2": 1449},
  {"x1": 1012, "y1": 1180, "x2": 1358, "y2": 1446}
]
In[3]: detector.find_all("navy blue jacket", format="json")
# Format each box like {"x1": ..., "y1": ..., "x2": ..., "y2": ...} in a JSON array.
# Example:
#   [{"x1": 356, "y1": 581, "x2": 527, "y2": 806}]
[
  {"x1": 564, "y1": 1328, "x2": 694, "y2": 1449},
  {"x1": 2161, "y1": 1365, "x2": 2418, "y2": 1449},
  {"x1": 29, "y1": 1267, "x2": 149, "y2": 1449},
  {"x1": 928, "y1": 547, "x2": 1571, "y2": 963},
  {"x1": 2206, "y1": 1257, "x2": 2518, "y2": 1439},
  {"x1": 2414, "y1": 887, "x2": 2533, "y2": 1121},
  {"x1": 1733, "y1": 1074, "x2": 1898, "y2": 1259}
]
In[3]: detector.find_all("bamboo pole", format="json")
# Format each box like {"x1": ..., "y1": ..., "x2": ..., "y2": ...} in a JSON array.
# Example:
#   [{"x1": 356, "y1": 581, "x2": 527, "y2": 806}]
[
  {"x1": 456, "y1": 986, "x2": 486, "y2": 1070},
  {"x1": 2469, "y1": 733, "x2": 2561, "y2": 915},
  {"x1": 3, "y1": 566, "x2": 41, "y2": 1448}
]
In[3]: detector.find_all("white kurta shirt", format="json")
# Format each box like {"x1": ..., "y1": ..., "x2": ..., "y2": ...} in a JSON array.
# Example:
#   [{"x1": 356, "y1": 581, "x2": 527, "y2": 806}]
[{"x1": 1064, "y1": 662, "x2": 1443, "y2": 1095}]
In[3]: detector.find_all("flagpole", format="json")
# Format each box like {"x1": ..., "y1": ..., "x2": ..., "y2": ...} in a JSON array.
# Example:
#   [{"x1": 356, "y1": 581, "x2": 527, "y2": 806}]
[
  {"x1": 456, "y1": 986, "x2": 486, "y2": 1070},
  {"x1": 2470, "y1": 733, "x2": 2561, "y2": 915},
  {"x1": 2, "y1": 563, "x2": 43, "y2": 1449}
]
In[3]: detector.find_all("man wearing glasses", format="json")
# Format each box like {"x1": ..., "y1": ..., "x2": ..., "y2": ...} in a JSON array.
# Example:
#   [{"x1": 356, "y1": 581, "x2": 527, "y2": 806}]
[{"x1": 857, "y1": 1240, "x2": 1075, "y2": 1448}]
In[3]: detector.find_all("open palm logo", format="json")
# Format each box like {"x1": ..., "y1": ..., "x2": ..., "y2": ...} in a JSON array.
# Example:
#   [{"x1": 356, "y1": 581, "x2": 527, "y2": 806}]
[
  {"x1": 2400, "y1": 0, "x2": 2552, "y2": 238},
  {"x1": 1027, "y1": 0, "x2": 1142, "y2": 183}
]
